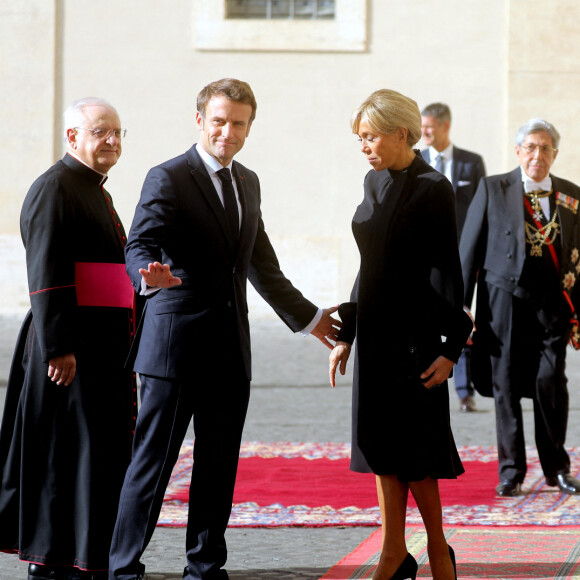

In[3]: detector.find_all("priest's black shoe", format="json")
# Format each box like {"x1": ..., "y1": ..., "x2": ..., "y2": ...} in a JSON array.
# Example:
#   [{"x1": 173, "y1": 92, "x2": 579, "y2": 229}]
[
  {"x1": 495, "y1": 480, "x2": 522, "y2": 497},
  {"x1": 546, "y1": 473, "x2": 580, "y2": 494},
  {"x1": 28, "y1": 564, "x2": 67, "y2": 580},
  {"x1": 73, "y1": 571, "x2": 109, "y2": 580}
]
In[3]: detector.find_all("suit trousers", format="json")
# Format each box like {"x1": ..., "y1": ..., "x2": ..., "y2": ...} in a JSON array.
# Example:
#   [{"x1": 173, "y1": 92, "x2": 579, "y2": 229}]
[
  {"x1": 453, "y1": 347, "x2": 474, "y2": 399},
  {"x1": 489, "y1": 286, "x2": 570, "y2": 483},
  {"x1": 109, "y1": 366, "x2": 250, "y2": 580}
]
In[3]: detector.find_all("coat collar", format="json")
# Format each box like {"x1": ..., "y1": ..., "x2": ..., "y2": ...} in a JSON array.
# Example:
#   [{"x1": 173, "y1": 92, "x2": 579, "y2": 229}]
[
  {"x1": 495, "y1": 168, "x2": 526, "y2": 257},
  {"x1": 62, "y1": 152, "x2": 108, "y2": 186}
]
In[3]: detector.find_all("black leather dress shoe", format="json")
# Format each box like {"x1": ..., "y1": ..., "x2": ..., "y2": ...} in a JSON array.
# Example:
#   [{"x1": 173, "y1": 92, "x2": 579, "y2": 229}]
[
  {"x1": 546, "y1": 473, "x2": 580, "y2": 494},
  {"x1": 28, "y1": 564, "x2": 67, "y2": 580},
  {"x1": 495, "y1": 480, "x2": 522, "y2": 497},
  {"x1": 74, "y1": 571, "x2": 109, "y2": 580}
]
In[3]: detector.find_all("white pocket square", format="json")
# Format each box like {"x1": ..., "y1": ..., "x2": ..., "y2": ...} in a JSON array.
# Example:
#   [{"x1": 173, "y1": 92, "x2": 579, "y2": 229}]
[{"x1": 457, "y1": 180, "x2": 471, "y2": 186}]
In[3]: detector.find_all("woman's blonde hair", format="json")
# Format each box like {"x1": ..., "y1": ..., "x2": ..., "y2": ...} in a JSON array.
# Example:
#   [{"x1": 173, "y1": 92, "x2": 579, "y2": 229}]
[{"x1": 351, "y1": 89, "x2": 422, "y2": 147}]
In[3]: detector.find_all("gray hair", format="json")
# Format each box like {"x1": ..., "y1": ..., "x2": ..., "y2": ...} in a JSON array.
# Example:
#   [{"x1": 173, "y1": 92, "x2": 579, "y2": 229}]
[
  {"x1": 63, "y1": 97, "x2": 119, "y2": 139},
  {"x1": 515, "y1": 118, "x2": 560, "y2": 150},
  {"x1": 421, "y1": 102, "x2": 451, "y2": 124},
  {"x1": 351, "y1": 89, "x2": 422, "y2": 147}
]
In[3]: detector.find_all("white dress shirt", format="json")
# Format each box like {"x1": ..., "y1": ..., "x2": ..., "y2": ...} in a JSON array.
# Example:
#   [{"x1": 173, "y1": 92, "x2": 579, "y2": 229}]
[
  {"x1": 195, "y1": 143, "x2": 242, "y2": 230},
  {"x1": 521, "y1": 166, "x2": 552, "y2": 220},
  {"x1": 428, "y1": 143, "x2": 454, "y2": 183}
]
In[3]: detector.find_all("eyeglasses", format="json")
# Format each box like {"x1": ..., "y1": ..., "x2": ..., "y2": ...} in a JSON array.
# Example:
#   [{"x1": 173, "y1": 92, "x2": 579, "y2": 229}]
[
  {"x1": 75, "y1": 127, "x2": 127, "y2": 140},
  {"x1": 519, "y1": 144, "x2": 557, "y2": 155}
]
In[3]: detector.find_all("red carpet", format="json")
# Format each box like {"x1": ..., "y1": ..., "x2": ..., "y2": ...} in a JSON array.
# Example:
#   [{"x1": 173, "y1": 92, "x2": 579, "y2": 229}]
[
  {"x1": 321, "y1": 526, "x2": 580, "y2": 579},
  {"x1": 234, "y1": 456, "x2": 376, "y2": 508},
  {"x1": 171, "y1": 456, "x2": 496, "y2": 509},
  {"x1": 158, "y1": 442, "x2": 580, "y2": 527}
]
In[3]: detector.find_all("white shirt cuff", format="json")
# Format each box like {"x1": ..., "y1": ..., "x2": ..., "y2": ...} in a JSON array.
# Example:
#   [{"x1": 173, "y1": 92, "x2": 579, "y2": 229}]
[
  {"x1": 300, "y1": 308, "x2": 322, "y2": 336},
  {"x1": 141, "y1": 276, "x2": 161, "y2": 296}
]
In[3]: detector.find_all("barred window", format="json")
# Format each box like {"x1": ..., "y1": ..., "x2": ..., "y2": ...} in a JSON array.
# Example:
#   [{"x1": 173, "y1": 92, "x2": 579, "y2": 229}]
[
  {"x1": 193, "y1": 0, "x2": 366, "y2": 52},
  {"x1": 226, "y1": 0, "x2": 335, "y2": 19}
]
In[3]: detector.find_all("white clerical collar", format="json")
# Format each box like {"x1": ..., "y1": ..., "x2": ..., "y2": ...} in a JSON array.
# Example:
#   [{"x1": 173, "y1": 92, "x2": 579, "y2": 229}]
[
  {"x1": 66, "y1": 151, "x2": 108, "y2": 185},
  {"x1": 520, "y1": 166, "x2": 552, "y2": 192},
  {"x1": 195, "y1": 142, "x2": 233, "y2": 176},
  {"x1": 429, "y1": 143, "x2": 453, "y2": 162}
]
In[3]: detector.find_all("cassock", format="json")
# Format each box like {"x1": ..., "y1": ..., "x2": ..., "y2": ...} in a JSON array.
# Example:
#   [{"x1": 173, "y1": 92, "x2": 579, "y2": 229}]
[{"x1": 0, "y1": 153, "x2": 135, "y2": 572}]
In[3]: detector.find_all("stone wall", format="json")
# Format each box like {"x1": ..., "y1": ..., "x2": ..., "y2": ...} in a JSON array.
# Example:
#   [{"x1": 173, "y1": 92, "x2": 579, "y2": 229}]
[{"x1": 1, "y1": 0, "x2": 578, "y2": 385}]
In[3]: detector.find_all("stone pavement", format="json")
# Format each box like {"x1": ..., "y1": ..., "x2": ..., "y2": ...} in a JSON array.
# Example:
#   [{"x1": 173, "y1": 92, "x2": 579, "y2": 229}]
[{"x1": 1, "y1": 311, "x2": 580, "y2": 579}]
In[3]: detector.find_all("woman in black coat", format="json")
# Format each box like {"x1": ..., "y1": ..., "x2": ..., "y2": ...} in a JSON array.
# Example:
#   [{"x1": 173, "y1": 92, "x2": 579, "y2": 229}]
[{"x1": 330, "y1": 89, "x2": 472, "y2": 580}]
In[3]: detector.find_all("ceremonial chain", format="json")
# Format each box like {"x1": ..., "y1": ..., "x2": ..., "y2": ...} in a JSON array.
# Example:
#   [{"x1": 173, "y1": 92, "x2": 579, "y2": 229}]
[{"x1": 524, "y1": 188, "x2": 560, "y2": 257}]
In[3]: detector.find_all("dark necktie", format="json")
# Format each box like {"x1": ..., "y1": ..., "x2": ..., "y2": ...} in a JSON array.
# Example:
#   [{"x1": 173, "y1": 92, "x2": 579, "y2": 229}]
[
  {"x1": 435, "y1": 153, "x2": 445, "y2": 174},
  {"x1": 217, "y1": 167, "x2": 239, "y2": 239}
]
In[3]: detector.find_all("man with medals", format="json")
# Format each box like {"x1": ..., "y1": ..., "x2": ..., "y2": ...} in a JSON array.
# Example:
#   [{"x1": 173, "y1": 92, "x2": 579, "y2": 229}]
[{"x1": 460, "y1": 118, "x2": 580, "y2": 497}]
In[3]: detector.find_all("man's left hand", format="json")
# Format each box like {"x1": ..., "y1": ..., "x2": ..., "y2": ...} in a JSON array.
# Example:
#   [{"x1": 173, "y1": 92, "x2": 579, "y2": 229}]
[{"x1": 311, "y1": 305, "x2": 342, "y2": 349}]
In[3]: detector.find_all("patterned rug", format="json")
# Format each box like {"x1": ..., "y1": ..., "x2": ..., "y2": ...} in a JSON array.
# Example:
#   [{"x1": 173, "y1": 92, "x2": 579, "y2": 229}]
[
  {"x1": 158, "y1": 442, "x2": 580, "y2": 527},
  {"x1": 320, "y1": 526, "x2": 580, "y2": 579}
]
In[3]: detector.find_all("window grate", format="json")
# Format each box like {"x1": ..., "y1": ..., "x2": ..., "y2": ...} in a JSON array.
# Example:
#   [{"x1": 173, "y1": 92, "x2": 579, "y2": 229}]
[{"x1": 226, "y1": 0, "x2": 335, "y2": 20}]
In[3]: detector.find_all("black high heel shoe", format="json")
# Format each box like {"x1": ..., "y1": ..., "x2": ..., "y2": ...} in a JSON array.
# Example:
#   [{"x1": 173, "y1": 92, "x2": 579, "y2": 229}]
[
  {"x1": 390, "y1": 552, "x2": 418, "y2": 580},
  {"x1": 448, "y1": 545, "x2": 457, "y2": 580}
]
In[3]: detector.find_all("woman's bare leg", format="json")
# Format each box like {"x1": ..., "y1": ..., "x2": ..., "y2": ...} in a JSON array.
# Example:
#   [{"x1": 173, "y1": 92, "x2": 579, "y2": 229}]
[
  {"x1": 373, "y1": 474, "x2": 411, "y2": 580},
  {"x1": 409, "y1": 477, "x2": 455, "y2": 579}
]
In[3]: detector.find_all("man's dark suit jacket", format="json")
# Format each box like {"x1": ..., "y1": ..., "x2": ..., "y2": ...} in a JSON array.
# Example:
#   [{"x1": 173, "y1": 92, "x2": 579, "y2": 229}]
[
  {"x1": 422, "y1": 146, "x2": 486, "y2": 236},
  {"x1": 125, "y1": 144, "x2": 317, "y2": 381},
  {"x1": 459, "y1": 167, "x2": 580, "y2": 394}
]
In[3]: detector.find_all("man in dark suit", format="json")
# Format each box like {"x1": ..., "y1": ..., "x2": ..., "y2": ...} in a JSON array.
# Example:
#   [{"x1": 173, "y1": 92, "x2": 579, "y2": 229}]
[
  {"x1": 421, "y1": 102, "x2": 486, "y2": 412},
  {"x1": 108, "y1": 78, "x2": 340, "y2": 580},
  {"x1": 460, "y1": 118, "x2": 580, "y2": 497}
]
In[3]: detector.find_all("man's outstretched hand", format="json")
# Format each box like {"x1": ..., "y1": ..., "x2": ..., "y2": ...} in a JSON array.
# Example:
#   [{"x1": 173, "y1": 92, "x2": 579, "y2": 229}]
[
  {"x1": 311, "y1": 305, "x2": 342, "y2": 349},
  {"x1": 139, "y1": 262, "x2": 182, "y2": 289}
]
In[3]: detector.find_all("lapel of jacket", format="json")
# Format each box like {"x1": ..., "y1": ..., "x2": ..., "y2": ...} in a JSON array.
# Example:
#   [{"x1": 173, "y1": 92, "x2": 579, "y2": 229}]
[
  {"x1": 231, "y1": 162, "x2": 250, "y2": 252},
  {"x1": 553, "y1": 175, "x2": 578, "y2": 265},
  {"x1": 502, "y1": 168, "x2": 526, "y2": 253},
  {"x1": 451, "y1": 148, "x2": 463, "y2": 190},
  {"x1": 185, "y1": 145, "x2": 237, "y2": 255}
]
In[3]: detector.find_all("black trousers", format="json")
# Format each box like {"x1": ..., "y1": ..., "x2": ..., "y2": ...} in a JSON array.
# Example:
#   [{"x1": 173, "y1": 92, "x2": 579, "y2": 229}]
[
  {"x1": 109, "y1": 368, "x2": 250, "y2": 580},
  {"x1": 490, "y1": 288, "x2": 570, "y2": 484}
]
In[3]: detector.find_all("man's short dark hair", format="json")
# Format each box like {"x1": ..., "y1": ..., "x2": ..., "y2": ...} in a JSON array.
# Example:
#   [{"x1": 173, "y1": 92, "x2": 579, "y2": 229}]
[
  {"x1": 197, "y1": 78, "x2": 257, "y2": 122},
  {"x1": 421, "y1": 102, "x2": 451, "y2": 124}
]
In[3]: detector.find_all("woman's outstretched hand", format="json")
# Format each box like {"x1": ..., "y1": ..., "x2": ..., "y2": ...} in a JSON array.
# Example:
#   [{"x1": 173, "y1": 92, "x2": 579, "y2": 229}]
[
  {"x1": 329, "y1": 341, "x2": 352, "y2": 387},
  {"x1": 420, "y1": 355, "x2": 454, "y2": 389}
]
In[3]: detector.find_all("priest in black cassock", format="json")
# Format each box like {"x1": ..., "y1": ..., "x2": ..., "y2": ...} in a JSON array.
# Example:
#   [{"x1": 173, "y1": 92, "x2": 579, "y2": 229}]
[{"x1": 0, "y1": 98, "x2": 136, "y2": 580}]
